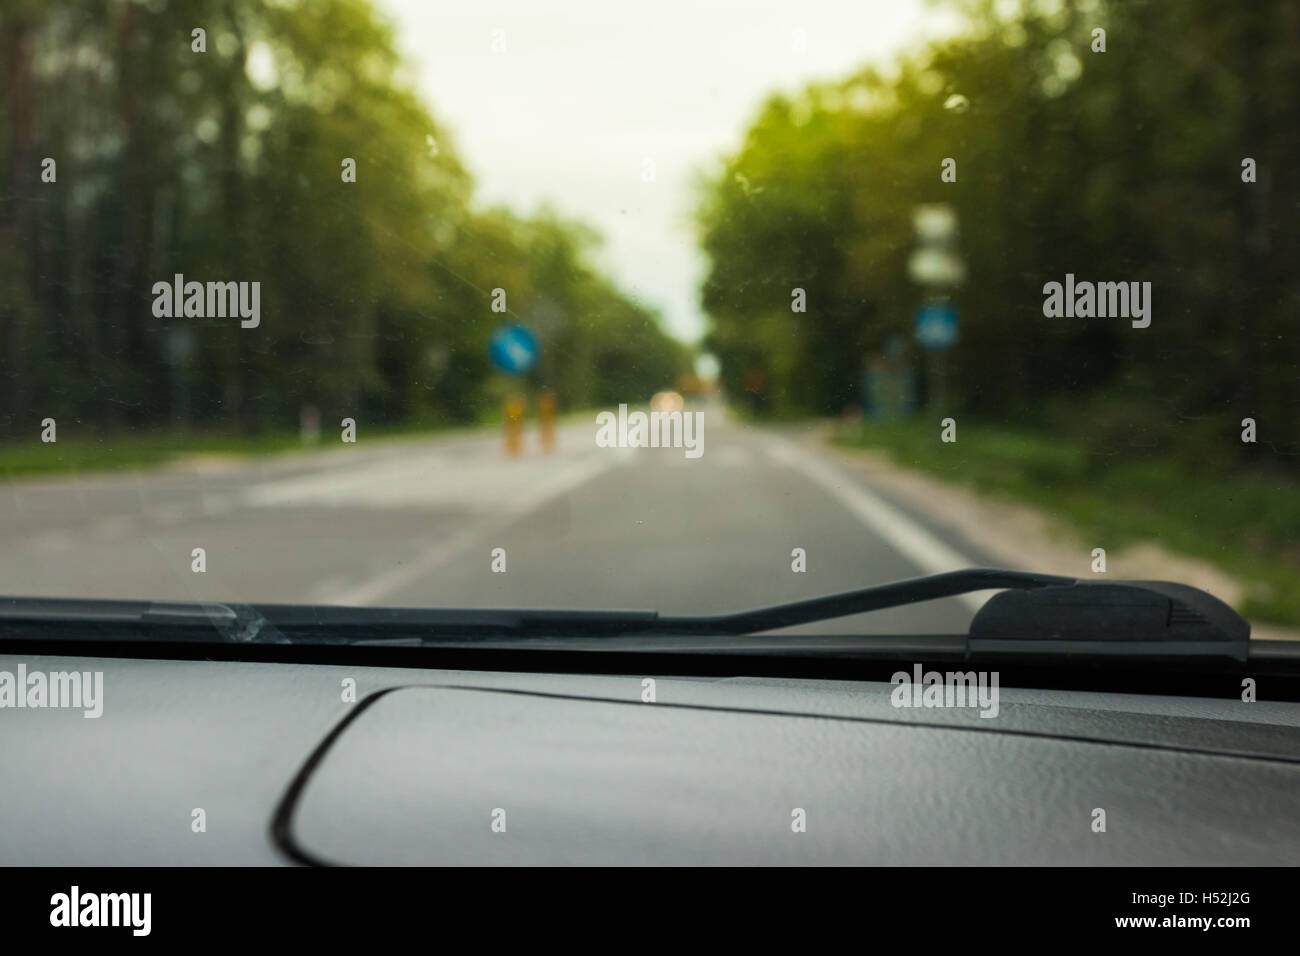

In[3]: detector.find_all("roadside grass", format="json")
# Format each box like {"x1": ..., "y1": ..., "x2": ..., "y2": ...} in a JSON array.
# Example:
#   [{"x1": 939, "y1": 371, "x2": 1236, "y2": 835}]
[
  {"x1": 0, "y1": 405, "x2": 604, "y2": 481},
  {"x1": 0, "y1": 423, "x2": 441, "y2": 480},
  {"x1": 836, "y1": 419, "x2": 1300, "y2": 627}
]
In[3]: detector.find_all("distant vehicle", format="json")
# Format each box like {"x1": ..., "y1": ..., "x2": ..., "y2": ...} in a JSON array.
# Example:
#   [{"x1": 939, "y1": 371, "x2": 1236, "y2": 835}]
[{"x1": 649, "y1": 390, "x2": 685, "y2": 414}]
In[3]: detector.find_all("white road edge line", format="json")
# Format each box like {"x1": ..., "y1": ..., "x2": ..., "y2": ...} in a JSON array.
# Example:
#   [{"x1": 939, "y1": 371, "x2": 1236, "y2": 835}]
[{"x1": 761, "y1": 436, "x2": 989, "y2": 612}]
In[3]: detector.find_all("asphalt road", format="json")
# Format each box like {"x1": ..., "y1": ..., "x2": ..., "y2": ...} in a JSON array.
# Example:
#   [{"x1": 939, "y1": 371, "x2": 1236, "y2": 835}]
[{"x1": 0, "y1": 406, "x2": 999, "y2": 634}]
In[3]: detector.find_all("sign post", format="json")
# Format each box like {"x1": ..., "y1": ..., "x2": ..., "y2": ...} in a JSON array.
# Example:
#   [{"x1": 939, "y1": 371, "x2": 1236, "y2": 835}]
[
  {"x1": 537, "y1": 388, "x2": 558, "y2": 453},
  {"x1": 489, "y1": 323, "x2": 540, "y2": 457},
  {"x1": 907, "y1": 205, "x2": 965, "y2": 410},
  {"x1": 504, "y1": 393, "x2": 526, "y2": 457},
  {"x1": 913, "y1": 302, "x2": 958, "y2": 410}
]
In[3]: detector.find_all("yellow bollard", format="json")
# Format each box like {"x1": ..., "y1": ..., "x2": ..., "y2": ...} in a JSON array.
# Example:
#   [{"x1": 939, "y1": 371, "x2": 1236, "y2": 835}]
[
  {"x1": 504, "y1": 393, "x2": 526, "y2": 457},
  {"x1": 538, "y1": 388, "x2": 557, "y2": 453}
]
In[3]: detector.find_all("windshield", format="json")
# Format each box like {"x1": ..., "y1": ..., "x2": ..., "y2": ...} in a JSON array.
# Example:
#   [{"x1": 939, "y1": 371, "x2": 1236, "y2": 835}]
[{"x1": 0, "y1": 0, "x2": 1295, "y2": 643}]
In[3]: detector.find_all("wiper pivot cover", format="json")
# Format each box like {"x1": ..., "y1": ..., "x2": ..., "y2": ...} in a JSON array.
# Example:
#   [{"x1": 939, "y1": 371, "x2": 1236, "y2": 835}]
[{"x1": 968, "y1": 580, "x2": 1249, "y2": 660}]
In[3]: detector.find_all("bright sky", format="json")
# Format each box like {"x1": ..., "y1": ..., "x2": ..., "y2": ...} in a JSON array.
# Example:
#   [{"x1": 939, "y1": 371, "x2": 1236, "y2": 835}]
[{"x1": 375, "y1": 0, "x2": 961, "y2": 343}]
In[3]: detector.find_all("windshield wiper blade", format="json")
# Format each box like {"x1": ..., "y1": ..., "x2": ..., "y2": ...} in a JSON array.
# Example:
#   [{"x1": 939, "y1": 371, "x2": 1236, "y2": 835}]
[
  {"x1": 653, "y1": 568, "x2": 1075, "y2": 634},
  {"x1": 0, "y1": 597, "x2": 283, "y2": 643},
  {"x1": 0, "y1": 569, "x2": 1061, "y2": 640},
  {"x1": 0, "y1": 568, "x2": 1251, "y2": 660},
  {"x1": 660, "y1": 567, "x2": 1249, "y2": 659}
]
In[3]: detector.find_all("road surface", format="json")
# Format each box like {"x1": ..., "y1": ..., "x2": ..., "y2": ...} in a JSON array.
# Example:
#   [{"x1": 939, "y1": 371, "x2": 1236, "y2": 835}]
[{"x1": 0, "y1": 407, "x2": 998, "y2": 634}]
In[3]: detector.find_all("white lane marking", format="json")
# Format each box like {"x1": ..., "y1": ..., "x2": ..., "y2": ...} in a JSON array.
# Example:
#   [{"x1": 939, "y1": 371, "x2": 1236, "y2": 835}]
[
  {"x1": 243, "y1": 454, "x2": 439, "y2": 509},
  {"x1": 91, "y1": 514, "x2": 138, "y2": 540},
  {"x1": 152, "y1": 504, "x2": 185, "y2": 526},
  {"x1": 716, "y1": 445, "x2": 754, "y2": 468},
  {"x1": 202, "y1": 493, "x2": 235, "y2": 516},
  {"x1": 761, "y1": 436, "x2": 988, "y2": 611},
  {"x1": 308, "y1": 573, "x2": 356, "y2": 603},
  {"x1": 31, "y1": 531, "x2": 74, "y2": 552},
  {"x1": 328, "y1": 453, "x2": 615, "y2": 606},
  {"x1": 243, "y1": 445, "x2": 607, "y2": 513}
]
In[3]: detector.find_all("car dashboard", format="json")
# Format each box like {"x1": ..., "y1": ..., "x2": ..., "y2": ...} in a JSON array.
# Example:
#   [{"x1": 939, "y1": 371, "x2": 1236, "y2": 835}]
[{"x1": 3, "y1": 652, "x2": 1298, "y2": 865}]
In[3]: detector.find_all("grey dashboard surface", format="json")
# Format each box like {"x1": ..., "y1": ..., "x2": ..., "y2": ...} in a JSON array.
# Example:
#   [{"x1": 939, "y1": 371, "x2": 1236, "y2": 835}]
[{"x1": 1, "y1": 653, "x2": 1298, "y2": 865}]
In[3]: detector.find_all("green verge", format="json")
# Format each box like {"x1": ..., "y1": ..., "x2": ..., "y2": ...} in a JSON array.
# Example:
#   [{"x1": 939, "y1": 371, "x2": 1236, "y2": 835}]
[
  {"x1": 0, "y1": 405, "x2": 604, "y2": 481},
  {"x1": 835, "y1": 420, "x2": 1300, "y2": 627},
  {"x1": 0, "y1": 423, "x2": 445, "y2": 479}
]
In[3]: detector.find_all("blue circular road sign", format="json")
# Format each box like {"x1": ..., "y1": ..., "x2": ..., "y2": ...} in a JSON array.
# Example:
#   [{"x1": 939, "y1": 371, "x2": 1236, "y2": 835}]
[
  {"x1": 913, "y1": 303, "x2": 959, "y2": 351},
  {"x1": 488, "y1": 323, "x2": 540, "y2": 376}
]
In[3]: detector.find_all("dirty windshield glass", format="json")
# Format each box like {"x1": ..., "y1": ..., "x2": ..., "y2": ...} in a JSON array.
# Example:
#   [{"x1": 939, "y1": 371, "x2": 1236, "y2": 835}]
[{"x1": 1, "y1": 0, "x2": 1296, "y2": 639}]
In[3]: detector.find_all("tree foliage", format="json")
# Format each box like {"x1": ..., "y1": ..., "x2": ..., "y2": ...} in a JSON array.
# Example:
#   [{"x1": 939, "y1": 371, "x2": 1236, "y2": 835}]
[
  {"x1": 0, "y1": 0, "x2": 685, "y2": 436},
  {"x1": 697, "y1": 0, "x2": 1299, "y2": 467}
]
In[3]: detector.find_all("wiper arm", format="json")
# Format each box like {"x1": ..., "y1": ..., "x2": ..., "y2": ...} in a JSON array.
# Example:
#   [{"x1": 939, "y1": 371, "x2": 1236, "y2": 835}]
[
  {"x1": 679, "y1": 567, "x2": 1248, "y2": 660},
  {"x1": 643, "y1": 568, "x2": 1249, "y2": 660},
  {"x1": 0, "y1": 569, "x2": 1064, "y2": 640},
  {"x1": 0, "y1": 568, "x2": 1251, "y2": 660},
  {"x1": 654, "y1": 568, "x2": 1074, "y2": 634},
  {"x1": 0, "y1": 597, "x2": 283, "y2": 643}
]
